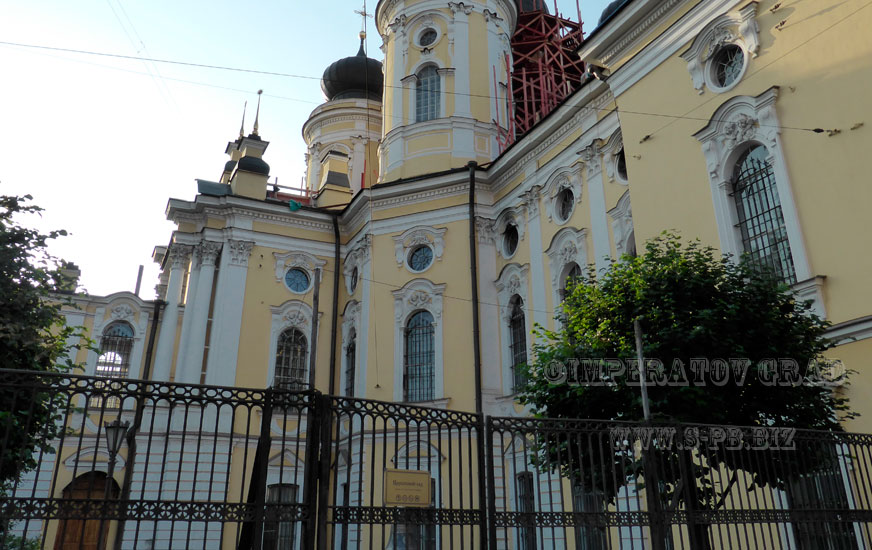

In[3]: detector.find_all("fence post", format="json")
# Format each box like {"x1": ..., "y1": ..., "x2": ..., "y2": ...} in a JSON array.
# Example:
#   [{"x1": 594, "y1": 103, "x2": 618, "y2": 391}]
[
  {"x1": 476, "y1": 414, "x2": 490, "y2": 550},
  {"x1": 301, "y1": 392, "x2": 323, "y2": 550},
  {"x1": 316, "y1": 394, "x2": 334, "y2": 550},
  {"x1": 483, "y1": 416, "x2": 498, "y2": 550},
  {"x1": 640, "y1": 430, "x2": 668, "y2": 550},
  {"x1": 237, "y1": 387, "x2": 273, "y2": 550}
]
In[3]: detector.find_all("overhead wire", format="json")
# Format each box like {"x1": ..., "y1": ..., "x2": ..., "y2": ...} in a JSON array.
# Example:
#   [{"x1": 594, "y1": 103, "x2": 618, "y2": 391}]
[{"x1": 0, "y1": 38, "x2": 840, "y2": 134}]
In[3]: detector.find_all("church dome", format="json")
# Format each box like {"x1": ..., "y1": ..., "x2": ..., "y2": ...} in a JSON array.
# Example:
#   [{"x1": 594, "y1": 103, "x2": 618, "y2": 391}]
[
  {"x1": 321, "y1": 36, "x2": 384, "y2": 101},
  {"x1": 517, "y1": 0, "x2": 549, "y2": 13},
  {"x1": 598, "y1": 0, "x2": 627, "y2": 26},
  {"x1": 237, "y1": 155, "x2": 270, "y2": 175}
]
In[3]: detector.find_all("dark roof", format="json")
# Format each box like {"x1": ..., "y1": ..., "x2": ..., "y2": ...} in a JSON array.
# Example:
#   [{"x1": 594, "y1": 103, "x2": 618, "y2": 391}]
[
  {"x1": 323, "y1": 170, "x2": 350, "y2": 188},
  {"x1": 517, "y1": 0, "x2": 549, "y2": 13},
  {"x1": 223, "y1": 160, "x2": 237, "y2": 172},
  {"x1": 598, "y1": 0, "x2": 629, "y2": 26},
  {"x1": 237, "y1": 155, "x2": 270, "y2": 176},
  {"x1": 197, "y1": 180, "x2": 232, "y2": 196},
  {"x1": 321, "y1": 37, "x2": 384, "y2": 101}
]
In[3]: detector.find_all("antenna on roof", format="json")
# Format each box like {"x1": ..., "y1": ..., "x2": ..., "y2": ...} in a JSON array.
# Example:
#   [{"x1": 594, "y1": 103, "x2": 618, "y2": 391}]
[
  {"x1": 253, "y1": 90, "x2": 263, "y2": 136},
  {"x1": 239, "y1": 101, "x2": 247, "y2": 139}
]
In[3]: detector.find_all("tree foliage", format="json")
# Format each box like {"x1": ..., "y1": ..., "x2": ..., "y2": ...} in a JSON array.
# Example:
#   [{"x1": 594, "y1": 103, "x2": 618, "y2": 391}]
[
  {"x1": 0, "y1": 194, "x2": 88, "y2": 491},
  {"x1": 518, "y1": 234, "x2": 854, "y2": 516}
]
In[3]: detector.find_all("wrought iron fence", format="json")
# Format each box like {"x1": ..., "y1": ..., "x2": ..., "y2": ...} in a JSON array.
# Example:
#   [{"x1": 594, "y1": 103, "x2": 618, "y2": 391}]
[{"x1": 2, "y1": 369, "x2": 872, "y2": 550}]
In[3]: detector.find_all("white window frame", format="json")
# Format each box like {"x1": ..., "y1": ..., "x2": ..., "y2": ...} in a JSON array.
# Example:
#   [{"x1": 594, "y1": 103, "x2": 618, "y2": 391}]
[
  {"x1": 496, "y1": 264, "x2": 530, "y2": 396},
  {"x1": 274, "y1": 251, "x2": 326, "y2": 295},
  {"x1": 268, "y1": 300, "x2": 317, "y2": 388},
  {"x1": 88, "y1": 298, "x2": 148, "y2": 379},
  {"x1": 546, "y1": 228, "x2": 589, "y2": 311},
  {"x1": 392, "y1": 225, "x2": 447, "y2": 273},
  {"x1": 391, "y1": 279, "x2": 446, "y2": 403},
  {"x1": 694, "y1": 88, "x2": 821, "y2": 314},
  {"x1": 608, "y1": 190, "x2": 635, "y2": 257},
  {"x1": 544, "y1": 168, "x2": 582, "y2": 225},
  {"x1": 341, "y1": 300, "x2": 361, "y2": 397}
]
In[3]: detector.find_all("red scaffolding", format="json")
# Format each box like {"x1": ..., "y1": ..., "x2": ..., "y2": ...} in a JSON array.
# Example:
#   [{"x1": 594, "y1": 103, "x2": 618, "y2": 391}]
[{"x1": 496, "y1": 0, "x2": 585, "y2": 152}]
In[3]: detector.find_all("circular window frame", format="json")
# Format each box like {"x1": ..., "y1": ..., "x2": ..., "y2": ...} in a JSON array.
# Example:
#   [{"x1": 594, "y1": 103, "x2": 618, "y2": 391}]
[
  {"x1": 501, "y1": 224, "x2": 520, "y2": 259},
  {"x1": 705, "y1": 43, "x2": 748, "y2": 93},
  {"x1": 615, "y1": 147, "x2": 629, "y2": 183},
  {"x1": 553, "y1": 187, "x2": 576, "y2": 225},
  {"x1": 416, "y1": 26, "x2": 441, "y2": 49},
  {"x1": 406, "y1": 244, "x2": 435, "y2": 273},
  {"x1": 284, "y1": 267, "x2": 312, "y2": 294}
]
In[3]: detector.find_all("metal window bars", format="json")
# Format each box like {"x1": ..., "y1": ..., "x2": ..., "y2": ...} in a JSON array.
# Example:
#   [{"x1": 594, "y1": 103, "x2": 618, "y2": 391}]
[
  {"x1": 275, "y1": 328, "x2": 308, "y2": 390},
  {"x1": 403, "y1": 311, "x2": 435, "y2": 403}
]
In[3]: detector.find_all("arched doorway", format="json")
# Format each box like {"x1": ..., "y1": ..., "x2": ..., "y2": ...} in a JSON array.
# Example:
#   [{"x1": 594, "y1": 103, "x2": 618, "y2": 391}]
[{"x1": 54, "y1": 472, "x2": 119, "y2": 550}]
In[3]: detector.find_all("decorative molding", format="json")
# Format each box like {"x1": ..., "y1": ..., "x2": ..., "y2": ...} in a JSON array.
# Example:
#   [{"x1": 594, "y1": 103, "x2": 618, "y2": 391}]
[
  {"x1": 273, "y1": 251, "x2": 327, "y2": 288},
  {"x1": 582, "y1": 0, "x2": 684, "y2": 68},
  {"x1": 268, "y1": 300, "x2": 319, "y2": 387},
  {"x1": 475, "y1": 216, "x2": 497, "y2": 245},
  {"x1": 448, "y1": 2, "x2": 474, "y2": 16},
  {"x1": 495, "y1": 263, "x2": 530, "y2": 396},
  {"x1": 494, "y1": 206, "x2": 526, "y2": 258},
  {"x1": 578, "y1": 141, "x2": 604, "y2": 180},
  {"x1": 608, "y1": 191, "x2": 634, "y2": 256},
  {"x1": 546, "y1": 228, "x2": 589, "y2": 293},
  {"x1": 680, "y1": 2, "x2": 760, "y2": 94},
  {"x1": 226, "y1": 239, "x2": 254, "y2": 267},
  {"x1": 520, "y1": 185, "x2": 541, "y2": 219},
  {"x1": 792, "y1": 276, "x2": 827, "y2": 320},
  {"x1": 392, "y1": 225, "x2": 447, "y2": 267},
  {"x1": 392, "y1": 279, "x2": 446, "y2": 402},
  {"x1": 109, "y1": 304, "x2": 135, "y2": 322},
  {"x1": 343, "y1": 234, "x2": 372, "y2": 294},
  {"x1": 601, "y1": 129, "x2": 628, "y2": 184},
  {"x1": 483, "y1": 8, "x2": 503, "y2": 23},
  {"x1": 543, "y1": 168, "x2": 583, "y2": 223}
]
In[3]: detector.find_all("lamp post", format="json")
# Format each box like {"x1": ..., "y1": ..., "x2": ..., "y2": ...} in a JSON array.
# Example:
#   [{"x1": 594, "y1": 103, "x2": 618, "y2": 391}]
[{"x1": 98, "y1": 419, "x2": 129, "y2": 550}]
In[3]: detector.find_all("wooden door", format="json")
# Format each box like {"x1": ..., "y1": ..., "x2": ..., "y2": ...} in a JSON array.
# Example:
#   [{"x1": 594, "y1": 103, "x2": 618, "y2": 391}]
[{"x1": 54, "y1": 472, "x2": 118, "y2": 550}]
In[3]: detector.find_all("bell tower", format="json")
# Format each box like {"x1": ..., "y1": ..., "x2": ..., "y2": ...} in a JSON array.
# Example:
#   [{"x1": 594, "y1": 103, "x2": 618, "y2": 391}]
[{"x1": 376, "y1": 0, "x2": 517, "y2": 181}]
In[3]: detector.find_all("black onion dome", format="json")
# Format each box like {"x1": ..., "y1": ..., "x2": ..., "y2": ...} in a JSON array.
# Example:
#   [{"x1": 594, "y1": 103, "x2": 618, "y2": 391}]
[
  {"x1": 224, "y1": 160, "x2": 237, "y2": 172},
  {"x1": 598, "y1": 0, "x2": 628, "y2": 26},
  {"x1": 321, "y1": 38, "x2": 383, "y2": 101},
  {"x1": 237, "y1": 155, "x2": 270, "y2": 175},
  {"x1": 517, "y1": 0, "x2": 549, "y2": 13}
]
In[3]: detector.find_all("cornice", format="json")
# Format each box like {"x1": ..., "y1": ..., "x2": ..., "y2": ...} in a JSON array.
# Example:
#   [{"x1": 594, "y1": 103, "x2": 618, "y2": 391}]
[{"x1": 302, "y1": 106, "x2": 383, "y2": 142}]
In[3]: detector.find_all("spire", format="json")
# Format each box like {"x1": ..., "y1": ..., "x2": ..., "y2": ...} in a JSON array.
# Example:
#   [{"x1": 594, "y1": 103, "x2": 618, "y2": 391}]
[
  {"x1": 238, "y1": 101, "x2": 247, "y2": 139},
  {"x1": 253, "y1": 90, "x2": 263, "y2": 137},
  {"x1": 354, "y1": 1, "x2": 372, "y2": 56},
  {"x1": 357, "y1": 32, "x2": 366, "y2": 56}
]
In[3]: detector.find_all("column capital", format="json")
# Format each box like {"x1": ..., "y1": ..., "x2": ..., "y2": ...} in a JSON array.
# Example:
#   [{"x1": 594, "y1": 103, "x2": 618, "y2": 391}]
[
  {"x1": 196, "y1": 241, "x2": 222, "y2": 267},
  {"x1": 227, "y1": 239, "x2": 255, "y2": 267},
  {"x1": 448, "y1": 2, "x2": 474, "y2": 17},
  {"x1": 167, "y1": 244, "x2": 193, "y2": 270}
]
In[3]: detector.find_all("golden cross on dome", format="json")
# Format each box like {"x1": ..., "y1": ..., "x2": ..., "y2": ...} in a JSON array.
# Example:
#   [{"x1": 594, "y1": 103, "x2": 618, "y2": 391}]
[{"x1": 354, "y1": 1, "x2": 372, "y2": 36}]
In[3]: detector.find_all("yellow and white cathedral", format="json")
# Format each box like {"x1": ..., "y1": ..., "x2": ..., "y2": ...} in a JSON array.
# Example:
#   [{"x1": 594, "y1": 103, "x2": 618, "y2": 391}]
[{"x1": 43, "y1": 0, "x2": 872, "y2": 546}]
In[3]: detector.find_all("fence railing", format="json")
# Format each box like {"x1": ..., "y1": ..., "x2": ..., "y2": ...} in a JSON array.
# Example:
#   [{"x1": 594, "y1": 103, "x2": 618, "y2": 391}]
[{"x1": 2, "y1": 369, "x2": 871, "y2": 550}]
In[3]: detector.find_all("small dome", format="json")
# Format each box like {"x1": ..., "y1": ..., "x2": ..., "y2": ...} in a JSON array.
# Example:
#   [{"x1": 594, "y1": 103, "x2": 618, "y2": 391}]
[
  {"x1": 237, "y1": 155, "x2": 270, "y2": 176},
  {"x1": 518, "y1": 0, "x2": 549, "y2": 13},
  {"x1": 224, "y1": 160, "x2": 237, "y2": 172},
  {"x1": 598, "y1": 0, "x2": 627, "y2": 26},
  {"x1": 321, "y1": 37, "x2": 383, "y2": 101}
]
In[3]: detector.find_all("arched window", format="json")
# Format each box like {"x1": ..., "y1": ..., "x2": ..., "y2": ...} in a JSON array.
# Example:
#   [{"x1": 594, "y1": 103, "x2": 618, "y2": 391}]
[
  {"x1": 263, "y1": 483, "x2": 298, "y2": 549},
  {"x1": 560, "y1": 263, "x2": 582, "y2": 300},
  {"x1": 509, "y1": 296, "x2": 527, "y2": 392},
  {"x1": 344, "y1": 330, "x2": 356, "y2": 397},
  {"x1": 732, "y1": 145, "x2": 795, "y2": 282},
  {"x1": 93, "y1": 321, "x2": 134, "y2": 408},
  {"x1": 415, "y1": 66, "x2": 440, "y2": 122},
  {"x1": 275, "y1": 328, "x2": 308, "y2": 390},
  {"x1": 404, "y1": 311, "x2": 435, "y2": 402}
]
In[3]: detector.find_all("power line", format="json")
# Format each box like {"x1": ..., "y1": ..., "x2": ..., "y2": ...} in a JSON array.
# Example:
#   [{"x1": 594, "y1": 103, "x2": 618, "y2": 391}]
[{"x1": 0, "y1": 39, "x2": 833, "y2": 134}]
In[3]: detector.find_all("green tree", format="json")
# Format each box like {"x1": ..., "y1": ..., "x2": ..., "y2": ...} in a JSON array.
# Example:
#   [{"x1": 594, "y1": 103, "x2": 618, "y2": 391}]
[
  {"x1": 0, "y1": 194, "x2": 88, "y2": 491},
  {"x1": 518, "y1": 234, "x2": 854, "y2": 548}
]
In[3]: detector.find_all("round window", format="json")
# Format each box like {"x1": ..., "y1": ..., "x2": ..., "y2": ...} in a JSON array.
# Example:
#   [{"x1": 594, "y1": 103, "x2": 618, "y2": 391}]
[
  {"x1": 419, "y1": 28, "x2": 438, "y2": 47},
  {"x1": 284, "y1": 267, "x2": 310, "y2": 293},
  {"x1": 711, "y1": 44, "x2": 744, "y2": 89},
  {"x1": 503, "y1": 224, "x2": 519, "y2": 257},
  {"x1": 350, "y1": 266, "x2": 359, "y2": 292},
  {"x1": 408, "y1": 245, "x2": 434, "y2": 272},
  {"x1": 556, "y1": 188, "x2": 574, "y2": 222},
  {"x1": 616, "y1": 148, "x2": 628, "y2": 181}
]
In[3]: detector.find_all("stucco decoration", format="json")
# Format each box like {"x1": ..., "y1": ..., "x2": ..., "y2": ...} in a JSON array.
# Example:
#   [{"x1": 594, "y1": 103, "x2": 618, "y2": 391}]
[
  {"x1": 544, "y1": 169, "x2": 582, "y2": 223},
  {"x1": 343, "y1": 235, "x2": 372, "y2": 294},
  {"x1": 608, "y1": 191, "x2": 634, "y2": 256},
  {"x1": 578, "y1": 141, "x2": 603, "y2": 180},
  {"x1": 392, "y1": 225, "x2": 447, "y2": 267},
  {"x1": 520, "y1": 185, "x2": 542, "y2": 218},
  {"x1": 273, "y1": 251, "x2": 326, "y2": 285},
  {"x1": 110, "y1": 304, "x2": 135, "y2": 322},
  {"x1": 474, "y1": 216, "x2": 497, "y2": 245},
  {"x1": 167, "y1": 243, "x2": 192, "y2": 270},
  {"x1": 546, "y1": 228, "x2": 589, "y2": 292},
  {"x1": 694, "y1": 88, "x2": 816, "y2": 312},
  {"x1": 196, "y1": 241, "x2": 222, "y2": 267},
  {"x1": 601, "y1": 129, "x2": 628, "y2": 184},
  {"x1": 680, "y1": 3, "x2": 760, "y2": 94},
  {"x1": 268, "y1": 300, "x2": 319, "y2": 388},
  {"x1": 494, "y1": 206, "x2": 526, "y2": 257}
]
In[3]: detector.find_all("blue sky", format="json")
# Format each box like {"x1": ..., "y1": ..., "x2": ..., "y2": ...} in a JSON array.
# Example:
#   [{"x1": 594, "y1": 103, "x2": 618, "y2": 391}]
[{"x1": 0, "y1": 0, "x2": 614, "y2": 297}]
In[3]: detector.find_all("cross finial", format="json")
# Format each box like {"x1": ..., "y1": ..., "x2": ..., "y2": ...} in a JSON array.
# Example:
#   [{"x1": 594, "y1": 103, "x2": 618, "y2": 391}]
[{"x1": 354, "y1": 1, "x2": 372, "y2": 34}]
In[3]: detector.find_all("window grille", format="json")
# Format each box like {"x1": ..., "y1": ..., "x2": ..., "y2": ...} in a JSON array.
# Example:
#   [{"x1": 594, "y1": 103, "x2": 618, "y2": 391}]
[
  {"x1": 263, "y1": 483, "x2": 297, "y2": 550},
  {"x1": 516, "y1": 472, "x2": 536, "y2": 550},
  {"x1": 345, "y1": 331, "x2": 356, "y2": 397},
  {"x1": 92, "y1": 322, "x2": 134, "y2": 409},
  {"x1": 275, "y1": 328, "x2": 308, "y2": 390},
  {"x1": 509, "y1": 297, "x2": 527, "y2": 392},
  {"x1": 404, "y1": 311, "x2": 435, "y2": 402},
  {"x1": 556, "y1": 188, "x2": 574, "y2": 221},
  {"x1": 572, "y1": 483, "x2": 606, "y2": 549},
  {"x1": 732, "y1": 145, "x2": 796, "y2": 283},
  {"x1": 415, "y1": 66, "x2": 440, "y2": 122},
  {"x1": 397, "y1": 478, "x2": 437, "y2": 550}
]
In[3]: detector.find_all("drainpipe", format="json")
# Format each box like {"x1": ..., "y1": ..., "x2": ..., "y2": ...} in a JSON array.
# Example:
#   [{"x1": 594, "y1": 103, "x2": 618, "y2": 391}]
[
  {"x1": 328, "y1": 215, "x2": 341, "y2": 396},
  {"x1": 467, "y1": 161, "x2": 483, "y2": 414}
]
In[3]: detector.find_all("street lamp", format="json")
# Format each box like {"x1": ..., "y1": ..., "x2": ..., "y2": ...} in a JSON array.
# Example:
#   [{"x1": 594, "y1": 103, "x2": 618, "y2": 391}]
[{"x1": 98, "y1": 419, "x2": 130, "y2": 550}]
